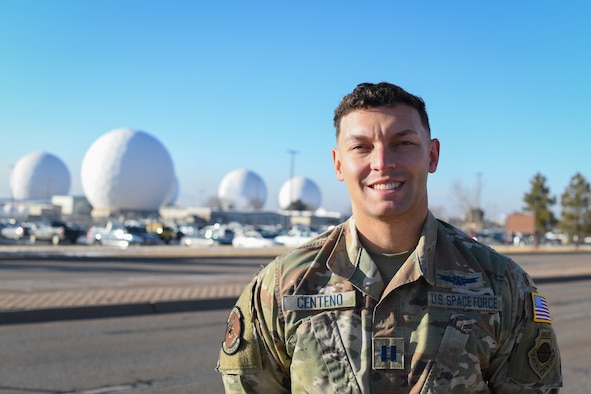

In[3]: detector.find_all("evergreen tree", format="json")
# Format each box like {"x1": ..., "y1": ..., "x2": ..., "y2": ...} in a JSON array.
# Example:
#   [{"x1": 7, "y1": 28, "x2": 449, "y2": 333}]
[
  {"x1": 559, "y1": 172, "x2": 591, "y2": 245},
  {"x1": 523, "y1": 172, "x2": 556, "y2": 242}
]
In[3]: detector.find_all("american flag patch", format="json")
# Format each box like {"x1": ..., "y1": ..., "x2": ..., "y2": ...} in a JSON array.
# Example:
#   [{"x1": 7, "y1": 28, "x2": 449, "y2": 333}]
[{"x1": 532, "y1": 292, "x2": 552, "y2": 324}]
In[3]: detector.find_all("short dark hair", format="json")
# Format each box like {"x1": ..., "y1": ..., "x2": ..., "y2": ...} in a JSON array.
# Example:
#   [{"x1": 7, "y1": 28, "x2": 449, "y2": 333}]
[{"x1": 333, "y1": 82, "x2": 430, "y2": 137}]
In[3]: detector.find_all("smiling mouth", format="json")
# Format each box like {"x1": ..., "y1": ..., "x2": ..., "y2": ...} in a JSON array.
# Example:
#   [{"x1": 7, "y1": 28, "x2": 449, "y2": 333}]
[{"x1": 370, "y1": 182, "x2": 402, "y2": 190}]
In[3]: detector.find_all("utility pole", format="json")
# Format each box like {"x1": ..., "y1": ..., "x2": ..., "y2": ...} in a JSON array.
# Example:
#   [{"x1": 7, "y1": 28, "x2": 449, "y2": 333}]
[
  {"x1": 476, "y1": 172, "x2": 482, "y2": 209},
  {"x1": 286, "y1": 150, "x2": 299, "y2": 227},
  {"x1": 287, "y1": 149, "x2": 299, "y2": 207}
]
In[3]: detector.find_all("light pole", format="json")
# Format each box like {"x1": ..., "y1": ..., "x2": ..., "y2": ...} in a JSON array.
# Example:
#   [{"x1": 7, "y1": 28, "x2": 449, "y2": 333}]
[
  {"x1": 286, "y1": 150, "x2": 299, "y2": 227},
  {"x1": 476, "y1": 172, "x2": 482, "y2": 210},
  {"x1": 287, "y1": 149, "x2": 299, "y2": 207}
]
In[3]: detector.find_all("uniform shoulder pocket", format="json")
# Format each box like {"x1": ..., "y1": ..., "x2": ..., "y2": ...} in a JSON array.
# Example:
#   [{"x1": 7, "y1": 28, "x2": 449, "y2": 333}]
[
  {"x1": 507, "y1": 290, "x2": 561, "y2": 387},
  {"x1": 217, "y1": 279, "x2": 264, "y2": 374}
]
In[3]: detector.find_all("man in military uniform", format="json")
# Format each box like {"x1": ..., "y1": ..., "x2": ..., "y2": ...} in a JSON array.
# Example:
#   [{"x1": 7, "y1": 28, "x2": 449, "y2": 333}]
[{"x1": 217, "y1": 82, "x2": 562, "y2": 393}]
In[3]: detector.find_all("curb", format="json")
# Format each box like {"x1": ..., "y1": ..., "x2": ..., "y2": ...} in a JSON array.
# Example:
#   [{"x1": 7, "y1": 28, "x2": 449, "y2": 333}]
[{"x1": 0, "y1": 297, "x2": 239, "y2": 325}]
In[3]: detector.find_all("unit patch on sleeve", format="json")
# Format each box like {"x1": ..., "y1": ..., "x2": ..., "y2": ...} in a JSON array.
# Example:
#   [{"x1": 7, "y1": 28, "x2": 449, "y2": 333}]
[
  {"x1": 222, "y1": 306, "x2": 243, "y2": 355},
  {"x1": 532, "y1": 292, "x2": 552, "y2": 324},
  {"x1": 528, "y1": 328, "x2": 558, "y2": 379}
]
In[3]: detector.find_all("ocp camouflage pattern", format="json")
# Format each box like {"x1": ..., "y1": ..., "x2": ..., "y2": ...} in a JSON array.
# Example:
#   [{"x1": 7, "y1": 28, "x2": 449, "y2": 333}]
[{"x1": 217, "y1": 212, "x2": 562, "y2": 393}]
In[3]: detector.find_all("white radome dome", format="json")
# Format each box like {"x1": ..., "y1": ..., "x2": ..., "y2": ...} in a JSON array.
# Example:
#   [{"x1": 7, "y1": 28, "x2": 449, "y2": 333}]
[
  {"x1": 278, "y1": 176, "x2": 322, "y2": 210},
  {"x1": 165, "y1": 176, "x2": 179, "y2": 206},
  {"x1": 10, "y1": 151, "x2": 71, "y2": 200},
  {"x1": 218, "y1": 168, "x2": 267, "y2": 210},
  {"x1": 81, "y1": 128, "x2": 175, "y2": 211}
]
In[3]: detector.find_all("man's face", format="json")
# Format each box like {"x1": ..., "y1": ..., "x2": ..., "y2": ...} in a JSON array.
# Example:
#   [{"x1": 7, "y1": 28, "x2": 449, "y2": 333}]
[{"x1": 332, "y1": 105, "x2": 440, "y2": 222}]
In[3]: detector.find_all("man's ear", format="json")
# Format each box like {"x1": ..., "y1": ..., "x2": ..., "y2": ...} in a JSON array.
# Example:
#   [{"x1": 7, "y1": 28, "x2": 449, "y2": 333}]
[
  {"x1": 428, "y1": 138, "x2": 440, "y2": 174},
  {"x1": 332, "y1": 148, "x2": 345, "y2": 182}
]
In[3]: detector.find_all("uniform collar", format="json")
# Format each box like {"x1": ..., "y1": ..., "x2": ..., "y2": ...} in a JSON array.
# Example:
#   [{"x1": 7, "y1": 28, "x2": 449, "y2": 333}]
[
  {"x1": 416, "y1": 211, "x2": 439, "y2": 286},
  {"x1": 322, "y1": 212, "x2": 439, "y2": 299}
]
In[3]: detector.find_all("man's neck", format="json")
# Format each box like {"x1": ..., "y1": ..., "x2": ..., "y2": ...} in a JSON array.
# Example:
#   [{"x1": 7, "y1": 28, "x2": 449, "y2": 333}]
[{"x1": 354, "y1": 211, "x2": 427, "y2": 254}]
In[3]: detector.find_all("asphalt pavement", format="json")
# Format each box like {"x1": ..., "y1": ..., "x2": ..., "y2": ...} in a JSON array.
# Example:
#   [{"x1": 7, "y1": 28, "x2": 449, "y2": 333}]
[
  {"x1": 1, "y1": 244, "x2": 590, "y2": 325},
  {"x1": 0, "y1": 244, "x2": 285, "y2": 324}
]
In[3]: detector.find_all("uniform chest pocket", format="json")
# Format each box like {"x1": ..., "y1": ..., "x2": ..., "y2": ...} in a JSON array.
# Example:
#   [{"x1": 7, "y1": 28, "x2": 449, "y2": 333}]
[
  {"x1": 287, "y1": 311, "x2": 363, "y2": 394},
  {"x1": 417, "y1": 312, "x2": 495, "y2": 393}
]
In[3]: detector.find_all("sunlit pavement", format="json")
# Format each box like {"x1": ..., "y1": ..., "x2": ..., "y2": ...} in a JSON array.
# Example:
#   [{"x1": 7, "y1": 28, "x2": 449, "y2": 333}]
[{"x1": 0, "y1": 243, "x2": 590, "y2": 325}]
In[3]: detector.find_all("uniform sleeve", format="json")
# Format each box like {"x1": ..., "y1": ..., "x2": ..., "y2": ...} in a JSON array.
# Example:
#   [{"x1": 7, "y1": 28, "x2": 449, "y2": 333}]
[
  {"x1": 216, "y1": 261, "x2": 290, "y2": 393},
  {"x1": 486, "y1": 262, "x2": 562, "y2": 392}
]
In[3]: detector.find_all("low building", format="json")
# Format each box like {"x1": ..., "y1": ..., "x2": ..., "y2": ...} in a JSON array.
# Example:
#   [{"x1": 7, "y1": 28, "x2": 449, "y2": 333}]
[{"x1": 506, "y1": 213, "x2": 536, "y2": 246}]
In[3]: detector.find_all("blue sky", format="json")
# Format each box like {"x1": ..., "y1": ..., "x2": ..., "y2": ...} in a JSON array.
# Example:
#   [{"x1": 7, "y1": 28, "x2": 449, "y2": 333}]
[{"x1": 1, "y1": 1, "x2": 589, "y2": 221}]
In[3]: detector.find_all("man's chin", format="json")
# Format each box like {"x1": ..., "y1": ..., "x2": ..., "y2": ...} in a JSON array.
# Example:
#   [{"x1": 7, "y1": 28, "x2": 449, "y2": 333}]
[{"x1": 364, "y1": 204, "x2": 406, "y2": 220}]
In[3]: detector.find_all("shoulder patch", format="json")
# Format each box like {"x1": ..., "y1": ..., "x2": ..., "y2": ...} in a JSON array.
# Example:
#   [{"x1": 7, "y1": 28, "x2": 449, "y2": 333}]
[
  {"x1": 528, "y1": 328, "x2": 559, "y2": 379},
  {"x1": 216, "y1": 279, "x2": 263, "y2": 374},
  {"x1": 222, "y1": 306, "x2": 243, "y2": 355},
  {"x1": 532, "y1": 292, "x2": 552, "y2": 324}
]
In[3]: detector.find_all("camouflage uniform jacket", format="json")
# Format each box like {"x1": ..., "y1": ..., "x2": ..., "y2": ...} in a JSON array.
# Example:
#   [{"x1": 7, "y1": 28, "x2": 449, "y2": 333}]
[{"x1": 217, "y1": 212, "x2": 562, "y2": 393}]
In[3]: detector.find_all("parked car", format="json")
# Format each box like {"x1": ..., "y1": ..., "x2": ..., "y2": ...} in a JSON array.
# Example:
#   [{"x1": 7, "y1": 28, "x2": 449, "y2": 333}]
[
  {"x1": 274, "y1": 225, "x2": 319, "y2": 248},
  {"x1": 232, "y1": 229, "x2": 282, "y2": 248},
  {"x1": 197, "y1": 224, "x2": 235, "y2": 245},
  {"x1": 145, "y1": 223, "x2": 177, "y2": 244},
  {"x1": 30, "y1": 220, "x2": 85, "y2": 245},
  {"x1": 87, "y1": 223, "x2": 143, "y2": 247},
  {"x1": 180, "y1": 232, "x2": 217, "y2": 247},
  {"x1": 0, "y1": 222, "x2": 31, "y2": 241},
  {"x1": 125, "y1": 225, "x2": 164, "y2": 245}
]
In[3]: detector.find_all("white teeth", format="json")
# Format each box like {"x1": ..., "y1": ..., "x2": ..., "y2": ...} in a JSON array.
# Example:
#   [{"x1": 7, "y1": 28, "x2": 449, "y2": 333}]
[{"x1": 372, "y1": 183, "x2": 401, "y2": 190}]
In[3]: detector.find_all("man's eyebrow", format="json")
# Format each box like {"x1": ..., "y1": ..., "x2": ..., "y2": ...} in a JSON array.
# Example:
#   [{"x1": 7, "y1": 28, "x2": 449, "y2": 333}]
[
  {"x1": 342, "y1": 134, "x2": 368, "y2": 142},
  {"x1": 395, "y1": 129, "x2": 420, "y2": 137},
  {"x1": 343, "y1": 129, "x2": 419, "y2": 141}
]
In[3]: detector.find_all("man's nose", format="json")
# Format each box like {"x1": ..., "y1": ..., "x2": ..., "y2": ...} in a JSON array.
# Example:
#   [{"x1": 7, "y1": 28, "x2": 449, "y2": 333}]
[{"x1": 371, "y1": 146, "x2": 396, "y2": 171}]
